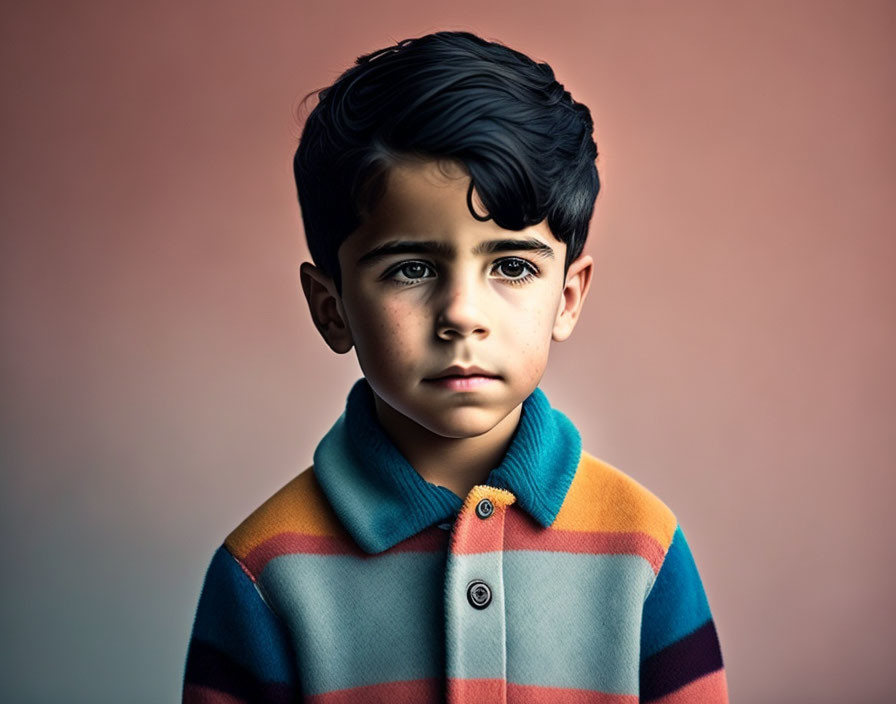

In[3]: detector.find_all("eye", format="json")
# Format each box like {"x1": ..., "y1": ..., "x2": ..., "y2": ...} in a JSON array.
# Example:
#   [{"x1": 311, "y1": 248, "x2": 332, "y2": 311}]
[
  {"x1": 492, "y1": 257, "x2": 539, "y2": 285},
  {"x1": 386, "y1": 260, "x2": 435, "y2": 285}
]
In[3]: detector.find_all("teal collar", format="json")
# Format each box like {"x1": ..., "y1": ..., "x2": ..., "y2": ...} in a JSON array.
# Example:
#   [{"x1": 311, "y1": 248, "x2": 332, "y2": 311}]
[{"x1": 313, "y1": 378, "x2": 582, "y2": 554}]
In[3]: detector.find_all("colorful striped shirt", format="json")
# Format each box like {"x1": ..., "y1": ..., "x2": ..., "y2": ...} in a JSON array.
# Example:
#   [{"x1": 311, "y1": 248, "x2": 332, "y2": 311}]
[{"x1": 183, "y1": 378, "x2": 728, "y2": 703}]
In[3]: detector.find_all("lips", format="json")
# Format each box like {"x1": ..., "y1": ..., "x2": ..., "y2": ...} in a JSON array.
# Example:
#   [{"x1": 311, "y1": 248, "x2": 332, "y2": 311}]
[{"x1": 427, "y1": 364, "x2": 499, "y2": 380}]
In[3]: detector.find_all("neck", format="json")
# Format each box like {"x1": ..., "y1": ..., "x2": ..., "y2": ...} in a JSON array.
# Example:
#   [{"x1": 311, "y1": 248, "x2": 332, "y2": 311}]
[{"x1": 372, "y1": 395, "x2": 522, "y2": 499}]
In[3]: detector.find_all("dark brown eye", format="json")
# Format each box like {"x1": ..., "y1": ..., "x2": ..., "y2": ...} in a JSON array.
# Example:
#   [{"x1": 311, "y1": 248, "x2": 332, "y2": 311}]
[
  {"x1": 494, "y1": 258, "x2": 537, "y2": 280},
  {"x1": 499, "y1": 260, "x2": 525, "y2": 277}
]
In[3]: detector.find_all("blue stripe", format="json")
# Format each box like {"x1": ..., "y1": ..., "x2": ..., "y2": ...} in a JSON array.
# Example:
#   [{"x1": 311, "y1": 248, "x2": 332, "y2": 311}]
[
  {"x1": 640, "y1": 525, "x2": 713, "y2": 660},
  {"x1": 189, "y1": 546, "x2": 295, "y2": 684}
]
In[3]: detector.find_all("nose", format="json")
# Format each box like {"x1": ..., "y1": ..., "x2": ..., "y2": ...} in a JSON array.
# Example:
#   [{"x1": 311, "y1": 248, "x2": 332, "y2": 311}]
[{"x1": 435, "y1": 270, "x2": 490, "y2": 341}]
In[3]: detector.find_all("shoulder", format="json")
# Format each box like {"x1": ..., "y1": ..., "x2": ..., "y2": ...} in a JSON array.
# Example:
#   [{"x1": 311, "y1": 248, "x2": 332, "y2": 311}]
[
  {"x1": 222, "y1": 466, "x2": 352, "y2": 579},
  {"x1": 553, "y1": 450, "x2": 678, "y2": 555}
]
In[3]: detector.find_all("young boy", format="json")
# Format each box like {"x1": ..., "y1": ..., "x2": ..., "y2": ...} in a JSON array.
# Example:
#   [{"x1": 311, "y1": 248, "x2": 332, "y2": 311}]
[{"x1": 183, "y1": 31, "x2": 728, "y2": 703}]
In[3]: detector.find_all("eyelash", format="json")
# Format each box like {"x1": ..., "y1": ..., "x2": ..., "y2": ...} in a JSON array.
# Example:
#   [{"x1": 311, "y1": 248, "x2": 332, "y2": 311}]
[{"x1": 385, "y1": 257, "x2": 540, "y2": 287}]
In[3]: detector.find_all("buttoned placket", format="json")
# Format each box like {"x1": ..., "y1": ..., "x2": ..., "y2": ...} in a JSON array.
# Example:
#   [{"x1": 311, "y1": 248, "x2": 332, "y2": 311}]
[{"x1": 444, "y1": 486, "x2": 516, "y2": 704}]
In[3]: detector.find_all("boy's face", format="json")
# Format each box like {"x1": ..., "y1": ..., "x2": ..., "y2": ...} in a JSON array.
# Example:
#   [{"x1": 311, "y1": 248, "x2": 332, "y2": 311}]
[{"x1": 302, "y1": 158, "x2": 592, "y2": 441}]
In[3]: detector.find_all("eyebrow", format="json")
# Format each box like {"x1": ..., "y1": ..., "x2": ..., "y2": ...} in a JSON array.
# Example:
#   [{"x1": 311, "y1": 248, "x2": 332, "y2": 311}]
[{"x1": 356, "y1": 237, "x2": 556, "y2": 266}]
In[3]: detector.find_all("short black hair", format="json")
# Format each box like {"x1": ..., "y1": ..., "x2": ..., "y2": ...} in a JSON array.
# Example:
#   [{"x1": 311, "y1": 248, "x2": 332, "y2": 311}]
[{"x1": 294, "y1": 31, "x2": 600, "y2": 294}]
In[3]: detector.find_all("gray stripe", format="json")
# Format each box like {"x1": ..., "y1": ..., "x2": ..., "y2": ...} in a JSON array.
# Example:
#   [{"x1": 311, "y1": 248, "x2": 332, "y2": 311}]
[
  {"x1": 444, "y1": 551, "x2": 507, "y2": 680},
  {"x1": 257, "y1": 548, "x2": 654, "y2": 696},
  {"x1": 504, "y1": 551, "x2": 653, "y2": 694},
  {"x1": 259, "y1": 551, "x2": 446, "y2": 694}
]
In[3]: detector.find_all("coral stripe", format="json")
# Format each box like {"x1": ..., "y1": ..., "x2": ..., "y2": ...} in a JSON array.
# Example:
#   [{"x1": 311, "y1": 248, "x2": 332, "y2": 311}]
[
  {"x1": 647, "y1": 668, "x2": 729, "y2": 704},
  {"x1": 460, "y1": 679, "x2": 639, "y2": 703},
  {"x1": 238, "y1": 526, "x2": 450, "y2": 576},
  {"x1": 507, "y1": 682, "x2": 638, "y2": 703},
  {"x1": 553, "y1": 453, "x2": 677, "y2": 551},
  {"x1": 305, "y1": 678, "x2": 440, "y2": 704},
  {"x1": 236, "y1": 516, "x2": 666, "y2": 576},
  {"x1": 302, "y1": 679, "x2": 639, "y2": 704},
  {"x1": 511, "y1": 526, "x2": 665, "y2": 574},
  {"x1": 510, "y1": 509, "x2": 665, "y2": 572},
  {"x1": 448, "y1": 508, "x2": 666, "y2": 573},
  {"x1": 448, "y1": 677, "x2": 506, "y2": 702}
]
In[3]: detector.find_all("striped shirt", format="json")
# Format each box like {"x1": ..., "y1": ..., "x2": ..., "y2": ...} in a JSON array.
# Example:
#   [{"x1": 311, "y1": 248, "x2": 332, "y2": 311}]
[{"x1": 184, "y1": 378, "x2": 728, "y2": 703}]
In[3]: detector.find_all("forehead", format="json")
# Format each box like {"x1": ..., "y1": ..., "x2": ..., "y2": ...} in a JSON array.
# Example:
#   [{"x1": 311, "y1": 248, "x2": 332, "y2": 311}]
[{"x1": 340, "y1": 159, "x2": 565, "y2": 264}]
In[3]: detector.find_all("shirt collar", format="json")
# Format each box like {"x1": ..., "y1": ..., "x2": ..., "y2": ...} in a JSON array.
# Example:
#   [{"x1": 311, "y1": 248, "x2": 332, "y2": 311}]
[{"x1": 313, "y1": 377, "x2": 582, "y2": 554}]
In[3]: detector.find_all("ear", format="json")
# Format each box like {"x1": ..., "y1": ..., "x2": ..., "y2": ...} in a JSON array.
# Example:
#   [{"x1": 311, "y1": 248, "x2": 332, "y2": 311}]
[
  {"x1": 299, "y1": 262, "x2": 354, "y2": 354},
  {"x1": 552, "y1": 253, "x2": 594, "y2": 342}
]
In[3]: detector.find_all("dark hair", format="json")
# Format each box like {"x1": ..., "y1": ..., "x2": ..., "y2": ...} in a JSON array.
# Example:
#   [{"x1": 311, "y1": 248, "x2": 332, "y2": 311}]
[{"x1": 293, "y1": 31, "x2": 600, "y2": 294}]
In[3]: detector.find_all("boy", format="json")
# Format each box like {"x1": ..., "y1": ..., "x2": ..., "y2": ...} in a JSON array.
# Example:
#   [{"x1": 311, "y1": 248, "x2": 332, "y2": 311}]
[{"x1": 183, "y1": 31, "x2": 728, "y2": 703}]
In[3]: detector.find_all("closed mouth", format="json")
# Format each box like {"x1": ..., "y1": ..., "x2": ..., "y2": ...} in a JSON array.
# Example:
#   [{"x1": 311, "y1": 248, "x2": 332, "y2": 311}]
[
  {"x1": 423, "y1": 374, "x2": 500, "y2": 390},
  {"x1": 426, "y1": 365, "x2": 499, "y2": 380},
  {"x1": 429, "y1": 373, "x2": 499, "y2": 380}
]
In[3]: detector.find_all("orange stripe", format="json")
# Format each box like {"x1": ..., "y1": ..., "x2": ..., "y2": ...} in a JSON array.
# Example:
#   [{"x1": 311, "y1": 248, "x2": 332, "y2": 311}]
[
  {"x1": 461, "y1": 485, "x2": 517, "y2": 512},
  {"x1": 553, "y1": 452, "x2": 677, "y2": 551},
  {"x1": 226, "y1": 469, "x2": 347, "y2": 560},
  {"x1": 648, "y1": 668, "x2": 729, "y2": 704}
]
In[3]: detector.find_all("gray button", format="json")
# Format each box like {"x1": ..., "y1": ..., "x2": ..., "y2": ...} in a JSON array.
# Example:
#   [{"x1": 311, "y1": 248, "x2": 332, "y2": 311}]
[
  {"x1": 475, "y1": 498, "x2": 494, "y2": 519},
  {"x1": 467, "y1": 580, "x2": 492, "y2": 609}
]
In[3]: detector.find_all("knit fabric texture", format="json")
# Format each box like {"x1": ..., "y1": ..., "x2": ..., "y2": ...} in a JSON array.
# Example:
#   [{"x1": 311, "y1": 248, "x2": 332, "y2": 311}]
[{"x1": 183, "y1": 378, "x2": 728, "y2": 703}]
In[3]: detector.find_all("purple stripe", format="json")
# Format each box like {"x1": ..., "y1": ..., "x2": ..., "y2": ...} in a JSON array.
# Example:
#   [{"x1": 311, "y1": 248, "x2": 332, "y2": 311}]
[
  {"x1": 184, "y1": 638, "x2": 294, "y2": 704},
  {"x1": 640, "y1": 619, "x2": 724, "y2": 702}
]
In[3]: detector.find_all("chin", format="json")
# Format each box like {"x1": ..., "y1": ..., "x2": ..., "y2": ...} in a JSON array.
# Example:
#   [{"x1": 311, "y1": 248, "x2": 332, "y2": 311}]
[{"x1": 417, "y1": 407, "x2": 508, "y2": 439}]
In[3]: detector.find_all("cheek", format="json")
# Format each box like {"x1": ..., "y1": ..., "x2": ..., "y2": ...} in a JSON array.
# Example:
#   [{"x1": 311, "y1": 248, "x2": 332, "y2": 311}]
[
  {"x1": 508, "y1": 302, "x2": 555, "y2": 381},
  {"x1": 354, "y1": 299, "x2": 424, "y2": 365}
]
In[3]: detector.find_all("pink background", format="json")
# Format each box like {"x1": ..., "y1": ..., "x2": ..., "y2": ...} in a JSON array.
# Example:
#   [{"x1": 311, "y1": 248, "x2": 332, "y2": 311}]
[{"x1": 2, "y1": 1, "x2": 894, "y2": 701}]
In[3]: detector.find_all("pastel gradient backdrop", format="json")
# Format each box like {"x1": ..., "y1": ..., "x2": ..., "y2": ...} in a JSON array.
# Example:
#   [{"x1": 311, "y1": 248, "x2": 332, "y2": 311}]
[{"x1": 1, "y1": 1, "x2": 893, "y2": 702}]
